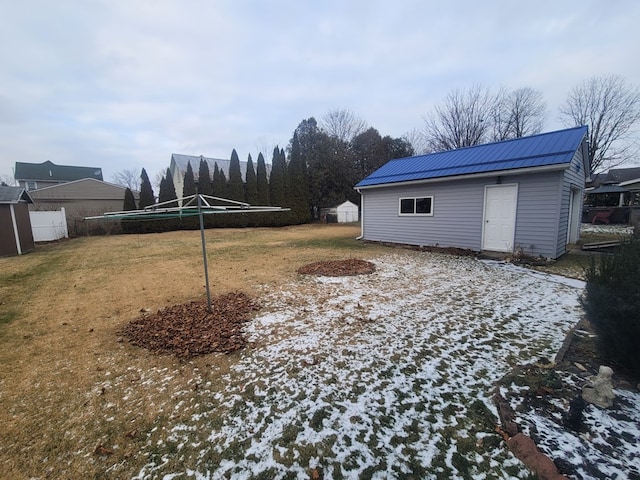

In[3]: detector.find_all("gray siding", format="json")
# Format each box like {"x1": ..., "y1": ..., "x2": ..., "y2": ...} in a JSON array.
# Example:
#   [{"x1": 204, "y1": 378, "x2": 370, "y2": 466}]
[
  {"x1": 29, "y1": 179, "x2": 129, "y2": 201},
  {"x1": 510, "y1": 171, "x2": 564, "y2": 258},
  {"x1": 360, "y1": 169, "x2": 568, "y2": 258},
  {"x1": 361, "y1": 178, "x2": 487, "y2": 251}
]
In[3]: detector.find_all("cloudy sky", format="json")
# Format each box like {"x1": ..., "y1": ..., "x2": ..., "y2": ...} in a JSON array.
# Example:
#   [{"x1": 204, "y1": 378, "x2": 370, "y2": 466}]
[{"x1": 1, "y1": 0, "x2": 639, "y2": 184}]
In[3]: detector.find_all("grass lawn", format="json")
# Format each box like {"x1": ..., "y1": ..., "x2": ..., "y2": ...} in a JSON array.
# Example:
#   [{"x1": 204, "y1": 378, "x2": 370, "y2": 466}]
[{"x1": 0, "y1": 224, "x2": 632, "y2": 478}]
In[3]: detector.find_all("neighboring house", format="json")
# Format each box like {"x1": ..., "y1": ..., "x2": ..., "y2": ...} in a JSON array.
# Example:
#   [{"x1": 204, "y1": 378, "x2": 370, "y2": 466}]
[
  {"x1": 170, "y1": 154, "x2": 240, "y2": 198},
  {"x1": 355, "y1": 126, "x2": 589, "y2": 260},
  {"x1": 0, "y1": 186, "x2": 35, "y2": 257},
  {"x1": 588, "y1": 167, "x2": 640, "y2": 189},
  {"x1": 14, "y1": 160, "x2": 103, "y2": 191},
  {"x1": 586, "y1": 166, "x2": 640, "y2": 206},
  {"x1": 583, "y1": 166, "x2": 640, "y2": 223},
  {"x1": 169, "y1": 153, "x2": 271, "y2": 198},
  {"x1": 28, "y1": 178, "x2": 140, "y2": 236}
]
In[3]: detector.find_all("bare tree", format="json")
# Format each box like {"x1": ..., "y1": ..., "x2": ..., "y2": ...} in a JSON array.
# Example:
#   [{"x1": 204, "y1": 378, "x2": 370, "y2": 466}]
[
  {"x1": 402, "y1": 128, "x2": 430, "y2": 155},
  {"x1": 560, "y1": 74, "x2": 640, "y2": 174},
  {"x1": 423, "y1": 85, "x2": 497, "y2": 151},
  {"x1": 255, "y1": 137, "x2": 279, "y2": 162},
  {"x1": 152, "y1": 170, "x2": 164, "y2": 195},
  {"x1": 0, "y1": 174, "x2": 16, "y2": 186},
  {"x1": 492, "y1": 87, "x2": 546, "y2": 141},
  {"x1": 111, "y1": 168, "x2": 141, "y2": 191},
  {"x1": 320, "y1": 109, "x2": 368, "y2": 142}
]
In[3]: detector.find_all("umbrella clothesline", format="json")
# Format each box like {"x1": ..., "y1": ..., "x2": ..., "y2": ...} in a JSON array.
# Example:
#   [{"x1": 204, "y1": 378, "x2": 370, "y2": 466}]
[{"x1": 85, "y1": 194, "x2": 289, "y2": 311}]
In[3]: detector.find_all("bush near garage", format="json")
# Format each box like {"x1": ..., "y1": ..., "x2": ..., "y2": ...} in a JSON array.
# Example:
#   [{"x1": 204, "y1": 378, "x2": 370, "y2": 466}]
[{"x1": 583, "y1": 236, "x2": 640, "y2": 376}]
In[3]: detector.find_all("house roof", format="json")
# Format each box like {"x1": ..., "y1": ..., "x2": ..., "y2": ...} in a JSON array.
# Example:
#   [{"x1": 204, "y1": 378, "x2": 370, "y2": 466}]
[
  {"x1": 356, "y1": 126, "x2": 588, "y2": 188},
  {"x1": 590, "y1": 167, "x2": 640, "y2": 187},
  {"x1": 171, "y1": 153, "x2": 271, "y2": 182},
  {"x1": 171, "y1": 154, "x2": 244, "y2": 181},
  {"x1": 28, "y1": 178, "x2": 139, "y2": 201},
  {"x1": 0, "y1": 186, "x2": 33, "y2": 204},
  {"x1": 587, "y1": 185, "x2": 629, "y2": 194},
  {"x1": 14, "y1": 160, "x2": 103, "y2": 182}
]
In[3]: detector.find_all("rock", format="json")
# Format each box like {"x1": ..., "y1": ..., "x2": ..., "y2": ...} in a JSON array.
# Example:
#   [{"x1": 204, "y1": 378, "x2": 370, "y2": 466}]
[
  {"x1": 563, "y1": 396, "x2": 586, "y2": 431},
  {"x1": 574, "y1": 362, "x2": 587, "y2": 372},
  {"x1": 507, "y1": 433, "x2": 567, "y2": 480},
  {"x1": 582, "y1": 365, "x2": 615, "y2": 409}
]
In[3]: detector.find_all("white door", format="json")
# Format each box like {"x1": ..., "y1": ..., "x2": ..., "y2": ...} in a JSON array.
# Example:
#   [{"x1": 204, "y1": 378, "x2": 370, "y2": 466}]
[{"x1": 483, "y1": 184, "x2": 518, "y2": 252}]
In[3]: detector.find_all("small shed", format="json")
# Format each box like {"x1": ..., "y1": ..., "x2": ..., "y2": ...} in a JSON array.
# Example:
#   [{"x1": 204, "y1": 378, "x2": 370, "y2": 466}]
[
  {"x1": 336, "y1": 200, "x2": 359, "y2": 223},
  {"x1": 355, "y1": 126, "x2": 590, "y2": 259},
  {"x1": 0, "y1": 186, "x2": 35, "y2": 257}
]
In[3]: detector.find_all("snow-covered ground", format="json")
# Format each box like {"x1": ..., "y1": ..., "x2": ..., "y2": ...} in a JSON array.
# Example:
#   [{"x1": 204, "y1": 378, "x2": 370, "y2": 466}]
[
  {"x1": 581, "y1": 223, "x2": 634, "y2": 236},
  {"x1": 130, "y1": 251, "x2": 639, "y2": 479}
]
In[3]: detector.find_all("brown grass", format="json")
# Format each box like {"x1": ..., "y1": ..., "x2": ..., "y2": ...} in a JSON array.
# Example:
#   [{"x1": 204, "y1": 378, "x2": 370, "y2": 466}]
[{"x1": 0, "y1": 224, "x2": 384, "y2": 479}]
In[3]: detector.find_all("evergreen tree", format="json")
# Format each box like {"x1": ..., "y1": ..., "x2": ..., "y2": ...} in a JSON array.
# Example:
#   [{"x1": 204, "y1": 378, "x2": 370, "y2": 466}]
[
  {"x1": 245, "y1": 154, "x2": 258, "y2": 205},
  {"x1": 121, "y1": 187, "x2": 138, "y2": 234},
  {"x1": 197, "y1": 157, "x2": 213, "y2": 195},
  {"x1": 182, "y1": 161, "x2": 196, "y2": 199},
  {"x1": 139, "y1": 168, "x2": 155, "y2": 208},
  {"x1": 159, "y1": 168, "x2": 178, "y2": 207},
  {"x1": 269, "y1": 146, "x2": 286, "y2": 207},
  {"x1": 217, "y1": 170, "x2": 228, "y2": 198},
  {"x1": 123, "y1": 187, "x2": 137, "y2": 210},
  {"x1": 281, "y1": 148, "x2": 290, "y2": 205},
  {"x1": 256, "y1": 152, "x2": 270, "y2": 205},
  {"x1": 212, "y1": 163, "x2": 227, "y2": 198},
  {"x1": 158, "y1": 176, "x2": 166, "y2": 201},
  {"x1": 227, "y1": 149, "x2": 244, "y2": 202},
  {"x1": 288, "y1": 132, "x2": 311, "y2": 223}
]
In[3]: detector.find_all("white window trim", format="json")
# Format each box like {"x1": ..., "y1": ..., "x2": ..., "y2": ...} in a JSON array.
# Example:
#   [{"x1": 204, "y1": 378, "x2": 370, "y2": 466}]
[{"x1": 398, "y1": 196, "x2": 434, "y2": 216}]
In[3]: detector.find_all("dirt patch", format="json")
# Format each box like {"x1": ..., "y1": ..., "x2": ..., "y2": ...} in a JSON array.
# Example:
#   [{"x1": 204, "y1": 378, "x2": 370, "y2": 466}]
[
  {"x1": 119, "y1": 291, "x2": 260, "y2": 358},
  {"x1": 297, "y1": 258, "x2": 376, "y2": 276}
]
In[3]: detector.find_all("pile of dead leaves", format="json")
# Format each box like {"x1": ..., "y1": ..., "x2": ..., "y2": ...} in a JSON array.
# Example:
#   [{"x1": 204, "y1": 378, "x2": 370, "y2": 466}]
[
  {"x1": 297, "y1": 259, "x2": 376, "y2": 276},
  {"x1": 119, "y1": 291, "x2": 260, "y2": 358}
]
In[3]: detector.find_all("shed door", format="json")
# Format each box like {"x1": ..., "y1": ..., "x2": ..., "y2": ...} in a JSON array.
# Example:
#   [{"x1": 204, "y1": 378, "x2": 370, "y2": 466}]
[{"x1": 483, "y1": 184, "x2": 518, "y2": 252}]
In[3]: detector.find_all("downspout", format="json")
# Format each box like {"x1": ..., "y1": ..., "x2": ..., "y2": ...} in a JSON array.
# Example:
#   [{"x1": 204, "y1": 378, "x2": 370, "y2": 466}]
[{"x1": 356, "y1": 188, "x2": 363, "y2": 240}]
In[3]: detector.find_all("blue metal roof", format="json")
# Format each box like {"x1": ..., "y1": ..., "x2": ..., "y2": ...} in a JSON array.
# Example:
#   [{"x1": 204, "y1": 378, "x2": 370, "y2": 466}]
[{"x1": 356, "y1": 126, "x2": 588, "y2": 188}]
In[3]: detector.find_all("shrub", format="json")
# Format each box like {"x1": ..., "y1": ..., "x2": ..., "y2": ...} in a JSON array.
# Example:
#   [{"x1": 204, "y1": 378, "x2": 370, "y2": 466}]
[{"x1": 583, "y1": 236, "x2": 640, "y2": 376}]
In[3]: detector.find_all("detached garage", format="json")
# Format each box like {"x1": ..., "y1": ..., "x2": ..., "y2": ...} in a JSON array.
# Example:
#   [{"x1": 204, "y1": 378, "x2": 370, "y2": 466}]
[
  {"x1": 355, "y1": 126, "x2": 590, "y2": 259},
  {"x1": 0, "y1": 186, "x2": 35, "y2": 257}
]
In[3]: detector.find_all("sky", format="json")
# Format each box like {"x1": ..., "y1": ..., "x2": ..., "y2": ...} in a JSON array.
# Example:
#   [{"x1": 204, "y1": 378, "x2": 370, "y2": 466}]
[{"x1": 1, "y1": 0, "x2": 639, "y2": 184}]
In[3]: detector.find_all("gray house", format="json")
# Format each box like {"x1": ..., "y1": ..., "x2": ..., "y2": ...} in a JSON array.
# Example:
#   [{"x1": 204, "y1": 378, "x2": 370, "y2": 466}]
[
  {"x1": 355, "y1": 126, "x2": 589, "y2": 259},
  {"x1": 28, "y1": 178, "x2": 139, "y2": 236}
]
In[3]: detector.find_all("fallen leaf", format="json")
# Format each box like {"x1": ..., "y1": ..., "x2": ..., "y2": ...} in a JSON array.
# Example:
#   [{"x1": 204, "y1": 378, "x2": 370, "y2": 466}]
[{"x1": 94, "y1": 444, "x2": 113, "y2": 456}]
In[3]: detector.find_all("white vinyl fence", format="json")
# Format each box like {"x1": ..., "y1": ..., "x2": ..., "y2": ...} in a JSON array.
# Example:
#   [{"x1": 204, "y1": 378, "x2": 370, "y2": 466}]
[{"x1": 30, "y1": 209, "x2": 69, "y2": 242}]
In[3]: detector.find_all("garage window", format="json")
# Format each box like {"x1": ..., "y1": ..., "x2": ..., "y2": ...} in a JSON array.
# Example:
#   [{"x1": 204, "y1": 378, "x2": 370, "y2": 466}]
[{"x1": 399, "y1": 196, "x2": 433, "y2": 216}]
